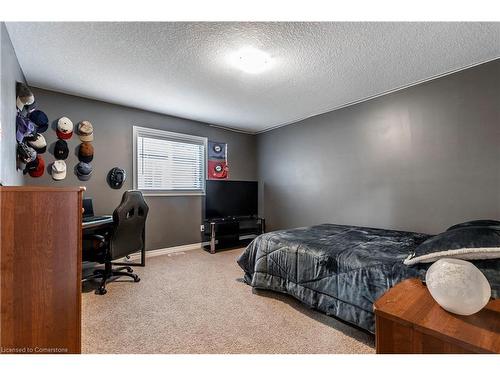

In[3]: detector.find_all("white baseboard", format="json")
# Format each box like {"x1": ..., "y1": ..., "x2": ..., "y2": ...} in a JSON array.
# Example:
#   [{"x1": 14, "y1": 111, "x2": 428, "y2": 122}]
[
  {"x1": 116, "y1": 238, "x2": 250, "y2": 263},
  {"x1": 123, "y1": 242, "x2": 205, "y2": 262}
]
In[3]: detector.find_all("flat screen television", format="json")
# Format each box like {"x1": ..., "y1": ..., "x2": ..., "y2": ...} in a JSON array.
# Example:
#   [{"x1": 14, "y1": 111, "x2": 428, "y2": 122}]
[{"x1": 205, "y1": 180, "x2": 258, "y2": 219}]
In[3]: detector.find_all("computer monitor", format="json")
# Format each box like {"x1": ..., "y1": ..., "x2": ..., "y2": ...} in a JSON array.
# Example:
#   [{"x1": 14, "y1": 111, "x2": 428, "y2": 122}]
[{"x1": 82, "y1": 198, "x2": 94, "y2": 218}]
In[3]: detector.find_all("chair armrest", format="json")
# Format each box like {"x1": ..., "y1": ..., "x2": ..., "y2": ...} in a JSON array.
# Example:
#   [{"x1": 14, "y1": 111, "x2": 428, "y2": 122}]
[{"x1": 83, "y1": 234, "x2": 108, "y2": 249}]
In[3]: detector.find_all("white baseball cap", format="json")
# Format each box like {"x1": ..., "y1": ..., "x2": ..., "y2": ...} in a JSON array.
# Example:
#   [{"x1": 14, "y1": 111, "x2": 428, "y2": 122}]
[
  {"x1": 51, "y1": 160, "x2": 67, "y2": 180},
  {"x1": 57, "y1": 117, "x2": 74, "y2": 140}
]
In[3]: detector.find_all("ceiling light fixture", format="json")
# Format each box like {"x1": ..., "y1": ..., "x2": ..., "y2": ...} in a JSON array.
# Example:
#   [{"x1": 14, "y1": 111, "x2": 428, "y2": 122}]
[{"x1": 228, "y1": 47, "x2": 273, "y2": 74}]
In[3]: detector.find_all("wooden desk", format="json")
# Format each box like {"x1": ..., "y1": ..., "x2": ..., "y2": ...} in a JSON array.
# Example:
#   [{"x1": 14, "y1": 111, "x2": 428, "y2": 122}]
[
  {"x1": 0, "y1": 186, "x2": 83, "y2": 354},
  {"x1": 373, "y1": 278, "x2": 500, "y2": 354}
]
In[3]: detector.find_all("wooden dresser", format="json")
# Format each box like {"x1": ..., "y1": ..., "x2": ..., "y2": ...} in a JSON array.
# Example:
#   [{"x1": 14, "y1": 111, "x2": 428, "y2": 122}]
[
  {"x1": 0, "y1": 186, "x2": 83, "y2": 354},
  {"x1": 373, "y1": 278, "x2": 500, "y2": 354}
]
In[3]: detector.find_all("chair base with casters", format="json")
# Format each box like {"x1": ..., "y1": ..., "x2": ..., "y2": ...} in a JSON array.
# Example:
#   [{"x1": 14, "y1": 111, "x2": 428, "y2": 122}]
[
  {"x1": 84, "y1": 234, "x2": 141, "y2": 295},
  {"x1": 87, "y1": 262, "x2": 140, "y2": 295}
]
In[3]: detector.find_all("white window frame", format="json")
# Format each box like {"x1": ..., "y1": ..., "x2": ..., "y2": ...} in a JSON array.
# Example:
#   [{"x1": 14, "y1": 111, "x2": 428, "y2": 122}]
[{"x1": 133, "y1": 126, "x2": 207, "y2": 196}]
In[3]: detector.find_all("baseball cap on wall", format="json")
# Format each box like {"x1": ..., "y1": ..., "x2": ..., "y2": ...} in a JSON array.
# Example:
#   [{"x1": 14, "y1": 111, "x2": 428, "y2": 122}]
[
  {"x1": 23, "y1": 155, "x2": 39, "y2": 175},
  {"x1": 76, "y1": 162, "x2": 93, "y2": 181},
  {"x1": 27, "y1": 134, "x2": 47, "y2": 154},
  {"x1": 17, "y1": 142, "x2": 37, "y2": 164},
  {"x1": 54, "y1": 139, "x2": 69, "y2": 160},
  {"x1": 25, "y1": 101, "x2": 39, "y2": 114},
  {"x1": 107, "y1": 167, "x2": 126, "y2": 189},
  {"x1": 16, "y1": 82, "x2": 35, "y2": 111},
  {"x1": 57, "y1": 117, "x2": 74, "y2": 140},
  {"x1": 28, "y1": 155, "x2": 45, "y2": 178},
  {"x1": 51, "y1": 160, "x2": 67, "y2": 181},
  {"x1": 29, "y1": 110, "x2": 49, "y2": 133},
  {"x1": 78, "y1": 142, "x2": 94, "y2": 163},
  {"x1": 16, "y1": 113, "x2": 36, "y2": 143},
  {"x1": 78, "y1": 121, "x2": 94, "y2": 142}
]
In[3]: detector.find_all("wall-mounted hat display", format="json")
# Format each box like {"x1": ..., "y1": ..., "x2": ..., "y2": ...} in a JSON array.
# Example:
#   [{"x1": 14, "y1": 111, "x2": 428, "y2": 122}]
[
  {"x1": 51, "y1": 160, "x2": 67, "y2": 181},
  {"x1": 27, "y1": 133, "x2": 47, "y2": 154},
  {"x1": 16, "y1": 82, "x2": 35, "y2": 111},
  {"x1": 28, "y1": 155, "x2": 45, "y2": 178},
  {"x1": 78, "y1": 121, "x2": 94, "y2": 142},
  {"x1": 107, "y1": 167, "x2": 126, "y2": 189},
  {"x1": 78, "y1": 142, "x2": 94, "y2": 163},
  {"x1": 75, "y1": 161, "x2": 93, "y2": 181},
  {"x1": 29, "y1": 110, "x2": 49, "y2": 133},
  {"x1": 16, "y1": 113, "x2": 36, "y2": 143},
  {"x1": 17, "y1": 142, "x2": 37, "y2": 164},
  {"x1": 54, "y1": 139, "x2": 69, "y2": 160},
  {"x1": 56, "y1": 117, "x2": 74, "y2": 140},
  {"x1": 13, "y1": 83, "x2": 53, "y2": 178}
]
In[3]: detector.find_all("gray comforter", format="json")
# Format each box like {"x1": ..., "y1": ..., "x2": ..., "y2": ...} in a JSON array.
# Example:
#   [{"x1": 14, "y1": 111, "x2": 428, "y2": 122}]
[{"x1": 237, "y1": 224, "x2": 500, "y2": 333}]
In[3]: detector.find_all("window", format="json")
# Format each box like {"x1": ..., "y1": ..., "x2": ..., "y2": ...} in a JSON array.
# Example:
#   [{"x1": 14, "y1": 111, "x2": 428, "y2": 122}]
[{"x1": 133, "y1": 126, "x2": 207, "y2": 195}]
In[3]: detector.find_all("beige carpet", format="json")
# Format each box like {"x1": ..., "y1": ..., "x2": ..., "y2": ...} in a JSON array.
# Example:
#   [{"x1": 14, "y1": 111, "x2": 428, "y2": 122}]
[{"x1": 82, "y1": 247, "x2": 375, "y2": 354}]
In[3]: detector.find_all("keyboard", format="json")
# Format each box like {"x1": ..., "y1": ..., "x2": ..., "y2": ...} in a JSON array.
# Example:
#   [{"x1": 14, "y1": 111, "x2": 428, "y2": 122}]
[{"x1": 83, "y1": 215, "x2": 111, "y2": 223}]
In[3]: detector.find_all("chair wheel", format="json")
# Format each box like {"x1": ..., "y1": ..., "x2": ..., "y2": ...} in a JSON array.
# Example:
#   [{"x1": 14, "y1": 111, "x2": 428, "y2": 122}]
[
  {"x1": 134, "y1": 276, "x2": 140, "y2": 282},
  {"x1": 126, "y1": 267, "x2": 133, "y2": 273},
  {"x1": 96, "y1": 286, "x2": 107, "y2": 295}
]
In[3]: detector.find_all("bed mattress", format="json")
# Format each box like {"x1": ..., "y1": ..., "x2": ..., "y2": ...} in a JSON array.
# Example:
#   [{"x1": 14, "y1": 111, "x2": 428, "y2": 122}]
[{"x1": 237, "y1": 223, "x2": 500, "y2": 333}]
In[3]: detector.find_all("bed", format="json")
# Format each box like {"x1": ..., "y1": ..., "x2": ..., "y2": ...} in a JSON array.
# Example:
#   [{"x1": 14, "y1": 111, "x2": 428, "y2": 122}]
[{"x1": 237, "y1": 223, "x2": 500, "y2": 333}]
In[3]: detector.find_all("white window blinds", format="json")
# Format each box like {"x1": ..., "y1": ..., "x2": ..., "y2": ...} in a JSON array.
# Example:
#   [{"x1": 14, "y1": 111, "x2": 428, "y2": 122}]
[{"x1": 133, "y1": 126, "x2": 207, "y2": 195}]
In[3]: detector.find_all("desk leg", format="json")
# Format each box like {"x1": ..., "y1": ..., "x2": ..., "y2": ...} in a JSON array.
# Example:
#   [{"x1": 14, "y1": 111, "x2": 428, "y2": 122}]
[{"x1": 210, "y1": 222, "x2": 216, "y2": 254}]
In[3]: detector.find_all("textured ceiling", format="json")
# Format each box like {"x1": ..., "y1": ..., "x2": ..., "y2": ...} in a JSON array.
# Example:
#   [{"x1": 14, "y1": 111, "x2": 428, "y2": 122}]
[{"x1": 6, "y1": 22, "x2": 500, "y2": 133}]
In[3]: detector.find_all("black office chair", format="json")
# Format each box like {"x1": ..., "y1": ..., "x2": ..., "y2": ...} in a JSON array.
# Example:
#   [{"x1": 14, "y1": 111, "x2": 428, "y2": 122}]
[{"x1": 86, "y1": 190, "x2": 149, "y2": 295}]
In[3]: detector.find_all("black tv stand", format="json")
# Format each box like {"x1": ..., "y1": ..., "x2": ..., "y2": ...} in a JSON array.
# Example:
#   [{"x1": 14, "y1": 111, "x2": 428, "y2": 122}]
[{"x1": 201, "y1": 216, "x2": 265, "y2": 254}]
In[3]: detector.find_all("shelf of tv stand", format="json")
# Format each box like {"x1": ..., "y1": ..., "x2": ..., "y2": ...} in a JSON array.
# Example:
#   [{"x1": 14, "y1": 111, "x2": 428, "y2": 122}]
[{"x1": 202, "y1": 216, "x2": 265, "y2": 254}]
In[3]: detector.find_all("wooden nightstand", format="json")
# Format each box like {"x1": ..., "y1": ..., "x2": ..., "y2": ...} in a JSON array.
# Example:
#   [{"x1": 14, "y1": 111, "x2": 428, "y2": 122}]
[{"x1": 373, "y1": 278, "x2": 500, "y2": 353}]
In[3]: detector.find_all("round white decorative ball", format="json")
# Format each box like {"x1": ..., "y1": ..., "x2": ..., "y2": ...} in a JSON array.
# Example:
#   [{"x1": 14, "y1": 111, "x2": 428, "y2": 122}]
[{"x1": 425, "y1": 258, "x2": 491, "y2": 315}]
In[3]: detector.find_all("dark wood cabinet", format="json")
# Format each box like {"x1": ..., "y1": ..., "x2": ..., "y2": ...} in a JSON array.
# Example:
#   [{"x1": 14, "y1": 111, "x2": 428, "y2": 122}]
[
  {"x1": 373, "y1": 278, "x2": 500, "y2": 354},
  {"x1": 0, "y1": 186, "x2": 83, "y2": 354}
]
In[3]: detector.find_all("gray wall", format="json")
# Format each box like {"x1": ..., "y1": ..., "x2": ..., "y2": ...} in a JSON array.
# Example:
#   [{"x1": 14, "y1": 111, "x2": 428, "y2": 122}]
[
  {"x1": 257, "y1": 59, "x2": 500, "y2": 235},
  {"x1": 17, "y1": 51, "x2": 500, "y2": 243},
  {"x1": 0, "y1": 22, "x2": 25, "y2": 185},
  {"x1": 25, "y1": 88, "x2": 257, "y2": 249}
]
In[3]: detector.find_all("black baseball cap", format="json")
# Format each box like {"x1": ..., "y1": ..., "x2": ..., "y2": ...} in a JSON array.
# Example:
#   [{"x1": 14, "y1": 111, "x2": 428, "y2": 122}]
[
  {"x1": 54, "y1": 139, "x2": 69, "y2": 160},
  {"x1": 107, "y1": 167, "x2": 126, "y2": 189},
  {"x1": 23, "y1": 155, "x2": 39, "y2": 175}
]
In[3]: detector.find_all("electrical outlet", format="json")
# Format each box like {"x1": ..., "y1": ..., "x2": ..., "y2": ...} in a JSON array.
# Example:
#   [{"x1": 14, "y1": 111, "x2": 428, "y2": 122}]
[{"x1": 200, "y1": 224, "x2": 205, "y2": 232}]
